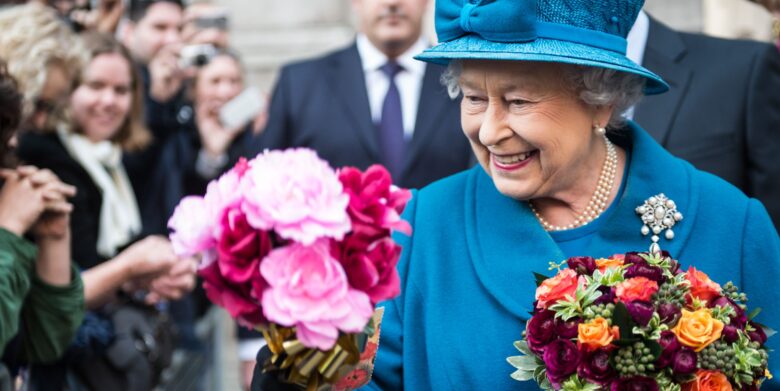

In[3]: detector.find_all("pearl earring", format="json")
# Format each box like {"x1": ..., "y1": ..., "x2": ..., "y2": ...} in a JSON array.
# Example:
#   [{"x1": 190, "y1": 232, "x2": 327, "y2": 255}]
[{"x1": 594, "y1": 126, "x2": 607, "y2": 135}]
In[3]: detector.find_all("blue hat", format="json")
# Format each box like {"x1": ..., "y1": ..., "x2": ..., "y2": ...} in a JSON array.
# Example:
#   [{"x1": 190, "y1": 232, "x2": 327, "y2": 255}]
[{"x1": 416, "y1": 0, "x2": 668, "y2": 95}]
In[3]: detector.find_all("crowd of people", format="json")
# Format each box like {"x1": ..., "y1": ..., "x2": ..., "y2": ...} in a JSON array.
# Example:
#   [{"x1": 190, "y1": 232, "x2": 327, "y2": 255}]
[{"x1": 0, "y1": 0, "x2": 777, "y2": 390}]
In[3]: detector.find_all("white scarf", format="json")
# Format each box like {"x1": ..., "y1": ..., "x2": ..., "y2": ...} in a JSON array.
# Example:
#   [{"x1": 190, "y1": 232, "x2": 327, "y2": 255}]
[{"x1": 58, "y1": 125, "x2": 141, "y2": 257}]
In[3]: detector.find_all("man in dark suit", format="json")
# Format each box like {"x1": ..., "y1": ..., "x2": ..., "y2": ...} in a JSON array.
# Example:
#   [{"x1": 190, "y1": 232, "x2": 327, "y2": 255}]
[
  {"x1": 630, "y1": 12, "x2": 780, "y2": 227},
  {"x1": 249, "y1": 0, "x2": 472, "y2": 190}
]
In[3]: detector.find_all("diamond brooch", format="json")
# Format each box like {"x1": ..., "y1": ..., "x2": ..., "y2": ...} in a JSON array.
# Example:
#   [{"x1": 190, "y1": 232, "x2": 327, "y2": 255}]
[{"x1": 635, "y1": 193, "x2": 683, "y2": 254}]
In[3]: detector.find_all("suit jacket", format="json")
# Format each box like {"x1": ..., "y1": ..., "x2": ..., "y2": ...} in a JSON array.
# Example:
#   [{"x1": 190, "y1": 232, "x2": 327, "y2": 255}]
[
  {"x1": 366, "y1": 123, "x2": 780, "y2": 390},
  {"x1": 635, "y1": 17, "x2": 780, "y2": 228},
  {"x1": 249, "y1": 43, "x2": 473, "y2": 190}
]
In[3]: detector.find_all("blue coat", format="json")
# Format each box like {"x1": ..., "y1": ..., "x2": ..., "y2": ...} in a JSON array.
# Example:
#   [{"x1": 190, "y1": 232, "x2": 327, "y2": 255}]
[{"x1": 365, "y1": 123, "x2": 780, "y2": 390}]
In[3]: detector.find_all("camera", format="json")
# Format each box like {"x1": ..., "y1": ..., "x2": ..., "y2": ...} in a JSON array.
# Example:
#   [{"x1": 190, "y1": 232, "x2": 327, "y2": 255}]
[{"x1": 179, "y1": 44, "x2": 218, "y2": 69}]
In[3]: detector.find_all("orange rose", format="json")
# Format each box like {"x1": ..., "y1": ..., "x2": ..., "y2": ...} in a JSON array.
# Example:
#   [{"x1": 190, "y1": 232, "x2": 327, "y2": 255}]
[
  {"x1": 615, "y1": 277, "x2": 659, "y2": 302},
  {"x1": 672, "y1": 309, "x2": 724, "y2": 352},
  {"x1": 595, "y1": 256, "x2": 624, "y2": 272},
  {"x1": 685, "y1": 267, "x2": 722, "y2": 303},
  {"x1": 535, "y1": 269, "x2": 580, "y2": 309},
  {"x1": 577, "y1": 317, "x2": 619, "y2": 350},
  {"x1": 682, "y1": 369, "x2": 733, "y2": 391}
]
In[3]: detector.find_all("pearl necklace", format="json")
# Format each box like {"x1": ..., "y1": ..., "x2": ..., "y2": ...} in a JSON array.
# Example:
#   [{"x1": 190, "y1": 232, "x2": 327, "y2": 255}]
[{"x1": 529, "y1": 135, "x2": 618, "y2": 231}]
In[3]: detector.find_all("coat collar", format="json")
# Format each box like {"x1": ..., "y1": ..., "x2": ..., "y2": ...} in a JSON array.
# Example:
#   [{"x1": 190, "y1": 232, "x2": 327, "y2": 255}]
[{"x1": 464, "y1": 123, "x2": 697, "y2": 319}]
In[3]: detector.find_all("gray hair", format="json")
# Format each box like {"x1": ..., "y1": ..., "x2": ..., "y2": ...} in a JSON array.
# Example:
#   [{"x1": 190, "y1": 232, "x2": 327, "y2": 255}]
[{"x1": 440, "y1": 60, "x2": 645, "y2": 129}]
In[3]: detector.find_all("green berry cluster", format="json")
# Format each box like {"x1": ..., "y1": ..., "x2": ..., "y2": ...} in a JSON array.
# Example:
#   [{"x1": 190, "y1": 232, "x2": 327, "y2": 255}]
[
  {"x1": 614, "y1": 341, "x2": 656, "y2": 376},
  {"x1": 722, "y1": 282, "x2": 748, "y2": 307},
  {"x1": 654, "y1": 282, "x2": 686, "y2": 306},
  {"x1": 700, "y1": 341, "x2": 736, "y2": 378},
  {"x1": 583, "y1": 303, "x2": 616, "y2": 321}
]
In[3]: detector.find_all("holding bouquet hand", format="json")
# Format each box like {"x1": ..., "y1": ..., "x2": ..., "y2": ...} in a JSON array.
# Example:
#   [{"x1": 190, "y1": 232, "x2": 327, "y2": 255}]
[{"x1": 168, "y1": 148, "x2": 411, "y2": 388}]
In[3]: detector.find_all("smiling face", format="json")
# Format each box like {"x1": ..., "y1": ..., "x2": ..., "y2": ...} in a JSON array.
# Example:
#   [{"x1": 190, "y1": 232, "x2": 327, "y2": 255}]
[
  {"x1": 194, "y1": 54, "x2": 243, "y2": 116},
  {"x1": 70, "y1": 53, "x2": 133, "y2": 143},
  {"x1": 352, "y1": 0, "x2": 428, "y2": 58},
  {"x1": 459, "y1": 60, "x2": 612, "y2": 201}
]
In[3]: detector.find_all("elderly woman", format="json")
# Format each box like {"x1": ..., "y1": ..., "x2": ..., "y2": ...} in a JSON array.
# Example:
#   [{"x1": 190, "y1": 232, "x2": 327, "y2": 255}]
[
  {"x1": 251, "y1": 0, "x2": 779, "y2": 390},
  {"x1": 361, "y1": 0, "x2": 780, "y2": 390}
]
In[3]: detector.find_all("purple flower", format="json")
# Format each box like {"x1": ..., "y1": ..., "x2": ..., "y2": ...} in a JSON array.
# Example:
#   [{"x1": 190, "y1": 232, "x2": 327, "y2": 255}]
[
  {"x1": 610, "y1": 376, "x2": 659, "y2": 391},
  {"x1": 625, "y1": 300, "x2": 655, "y2": 326},
  {"x1": 543, "y1": 339, "x2": 581, "y2": 383},
  {"x1": 710, "y1": 296, "x2": 746, "y2": 327},
  {"x1": 526, "y1": 310, "x2": 556, "y2": 354},
  {"x1": 625, "y1": 263, "x2": 665, "y2": 283},
  {"x1": 624, "y1": 252, "x2": 647, "y2": 266},
  {"x1": 722, "y1": 324, "x2": 740, "y2": 343},
  {"x1": 657, "y1": 303, "x2": 681, "y2": 325},
  {"x1": 567, "y1": 256, "x2": 597, "y2": 275},
  {"x1": 555, "y1": 317, "x2": 582, "y2": 339},
  {"x1": 578, "y1": 348, "x2": 616, "y2": 385},
  {"x1": 594, "y1": 286, "x2": 616, "y2": 305},
  {"x1": 748, "y1": 321, "x2": 768, "y2": 346},
  {"x1": 657, "y1": 330, "x2": 681, "y2": 369},
  {"x1": 671, "y1": 348, "x2": 697, "y2": 375}
]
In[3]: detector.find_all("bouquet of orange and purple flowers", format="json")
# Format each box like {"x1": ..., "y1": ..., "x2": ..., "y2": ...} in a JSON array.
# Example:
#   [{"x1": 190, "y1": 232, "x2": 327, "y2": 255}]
[
  {"x1": 508, "y1": 251, "x2": 773, "y2": 390},
  {"x1": 167, "y1": 148, "x2": 411, "y2": 388}
]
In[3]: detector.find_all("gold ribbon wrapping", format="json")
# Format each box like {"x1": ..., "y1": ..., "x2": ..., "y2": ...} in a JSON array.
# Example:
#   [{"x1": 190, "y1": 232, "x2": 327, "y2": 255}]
[{"x1": 260, "y1": 324, "x2": 368, "y2": 391}]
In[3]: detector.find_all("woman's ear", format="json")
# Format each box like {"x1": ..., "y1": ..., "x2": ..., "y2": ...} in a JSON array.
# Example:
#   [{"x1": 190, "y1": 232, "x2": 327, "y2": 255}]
[{"x1": 592, "y1": 104, "x2": 614, "y2": 130}]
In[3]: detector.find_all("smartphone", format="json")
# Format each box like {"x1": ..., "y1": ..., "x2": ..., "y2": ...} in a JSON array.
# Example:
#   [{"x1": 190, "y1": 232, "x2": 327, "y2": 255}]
[{"x1": 219, "y1": 87, "x2": 265, "y2": 130}]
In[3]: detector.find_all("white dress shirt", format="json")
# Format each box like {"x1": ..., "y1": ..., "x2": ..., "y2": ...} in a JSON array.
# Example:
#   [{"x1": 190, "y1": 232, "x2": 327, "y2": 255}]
[
  {"x1": 625, "y1": 10, "x2": 650, "y2": 120},
  {"x1": 356, "y1": 34, "x2": 428, "y2": 140}
]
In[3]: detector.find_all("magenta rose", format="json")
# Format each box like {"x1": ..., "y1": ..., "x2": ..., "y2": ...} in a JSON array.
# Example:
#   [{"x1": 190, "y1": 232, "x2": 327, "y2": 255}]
[
  {"x1": 710, "y1": 296, "x2": 746, "y2": 327},
  {"x1": 567, "y1": 256, "x2": 597, "y2": 275},
  {"x1": 657, "y1": 302, "x2": 681, "y2": 325},
  {"x1": 555, "y1": 317, "x2": 581, "y2": 339},
  {"x1": 594, "y1": 286, "x2": 616, "y2": 305},
  {"x1": 625, "y1": 263, "x2": 664, "y2": 283},
  {"x1": 722, "y1": 324, "x2": 740, "y2": 343},
  {"x1": 543, "y1": 339, "x2": 581, "y2": 384},
  {"x1": 199, "y1": 260, "x2": 265, "y2": 327},
  {"x1": 338, "y1": 165, "x2": 411, "y2": 241},
  {"x1": 748, "y1": 321, "x2": 768, "y2": 346},
  {"x1": 671, "y1": 347, "x2": 697, "y2": 375},
  {"x1": 216, "y1": 208, "x2": 272, "y2": 287},
  {"x1": 260, "y1": 239, "x2": 373, "y2": 350},
  {"x1": 526, "y1": 310, "x2": 557, "y2": 355},
  {"x1": 657, "y1": 330, "x2": 681, "y2": 369},
  {"x1": 624, "y1": 252, "x2": 647, "y2": 266},
  {"x1": 610, "y1": 376, "x2": 659, "y2": 391},
  {"x1": 625, "y1": 300, "x2": 655, "y2": 327},
  {"x1": 337, "y1": 236, "x2": 401, "y2": 304},
  {"x1": 578, "y1": 348, "x2": 616, "y2": 386}
]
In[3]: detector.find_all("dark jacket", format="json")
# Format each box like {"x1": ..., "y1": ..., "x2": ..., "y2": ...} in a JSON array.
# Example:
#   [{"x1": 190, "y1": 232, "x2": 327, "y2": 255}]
[
  {"x1": 249, "y1": 42, "x2": 473, "y2": 190},
  {"x1": 635, "y1": 17, "x2": 780, "y2": 227}
]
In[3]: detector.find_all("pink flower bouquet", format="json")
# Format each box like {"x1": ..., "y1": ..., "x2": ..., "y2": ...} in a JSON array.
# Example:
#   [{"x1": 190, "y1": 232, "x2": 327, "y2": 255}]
[{"x1": 168, "y1": 149, "x2": 411, "y2": 387}]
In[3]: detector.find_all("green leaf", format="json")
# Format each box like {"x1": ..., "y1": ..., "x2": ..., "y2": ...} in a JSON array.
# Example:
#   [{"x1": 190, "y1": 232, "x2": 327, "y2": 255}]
[
  {"x1": 612, "y1": 302, "x2": 639, "y2": 344},
  {"x1": 514, "y1": 340, "x2": 534, "y2": 356},
  {"x1": 534, "y1": 272, "x2": 550, "y2": 287},
  {"x1": 507, "y1": 355, "x2": 540, "y2": 371},
  {"x1": 646, "y1": 340, "x2": 662, "y2": 360},
  {"x1": 747, "y1": 307, "x2": 762, "y2": 321},
  {"x1": 510, "y1": 369, "x2": 535, "y2": 382}
]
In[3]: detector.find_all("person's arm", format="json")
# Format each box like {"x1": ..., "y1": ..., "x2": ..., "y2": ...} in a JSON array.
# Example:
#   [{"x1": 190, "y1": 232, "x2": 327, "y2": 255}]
[
  {"x1": 0, "y1": 229, "x2": 37, "y2": 350},
  {"x1": 746, "y1": 44, "x2": 780, "y2": 228},
  {"x1": 81, "y1": 235, "x2": 177, "y2": 309}
]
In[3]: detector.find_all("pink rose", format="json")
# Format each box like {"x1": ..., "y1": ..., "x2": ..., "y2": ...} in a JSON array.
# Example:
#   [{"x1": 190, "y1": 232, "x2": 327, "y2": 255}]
[
  {"x1": 338, "y1": 165, "x2": 412, "y2": 240},
  {"x1": 241, "y1": 149, "x2": 351, "y2": 245},
  {"x1": 199, "y1": 259, "x2": 265, "y2": 327},
  {"x1": 261, "y1": 239, "x2": 373, "y2": 350},
  {"x1": 216, "y1": 208, "x2": 272, "y2": 291},
  {"x1": 168, "y1": 196, "x2": 216, "y2": 258},
  {"x1": 336, "y1": 237, "x2": 401, "y2": 304}
]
